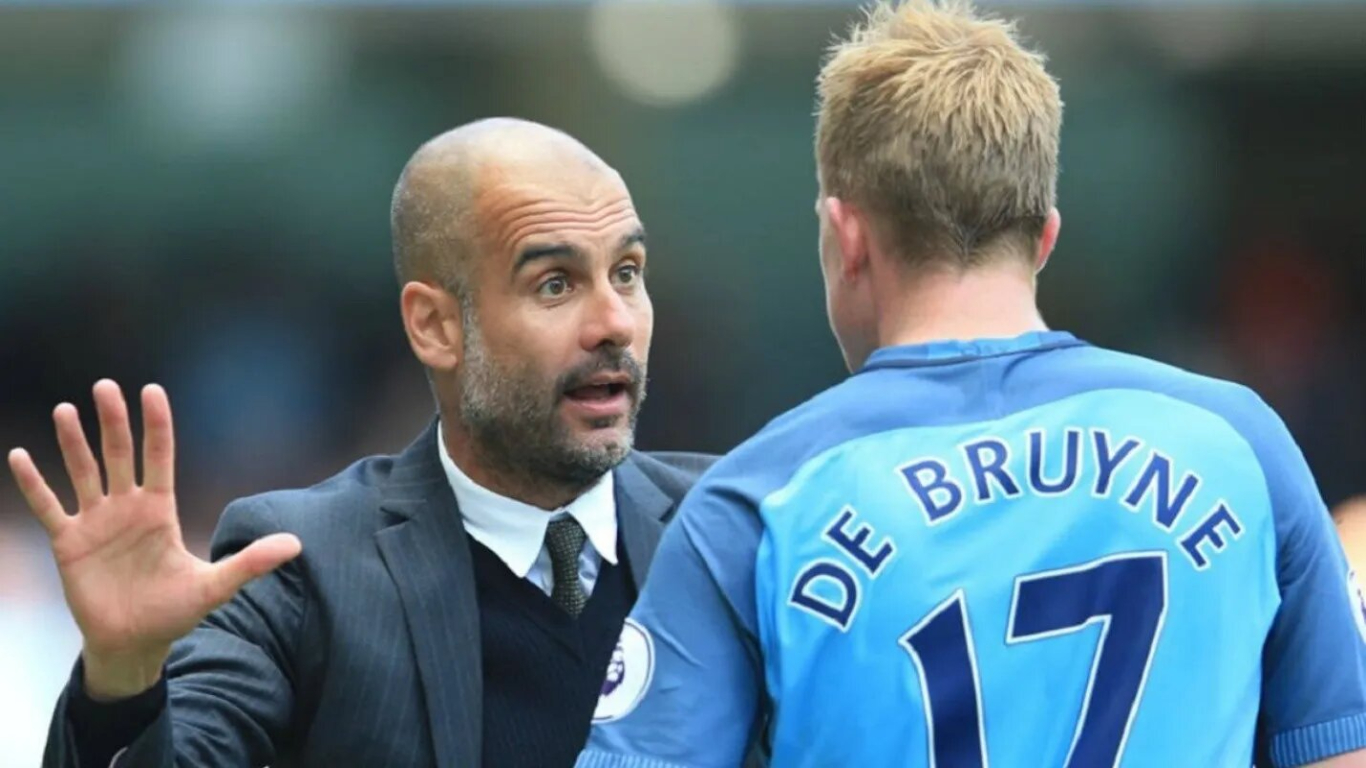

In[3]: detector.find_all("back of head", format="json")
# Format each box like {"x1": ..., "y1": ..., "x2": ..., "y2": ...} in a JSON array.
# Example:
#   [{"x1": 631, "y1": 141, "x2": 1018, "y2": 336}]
[{"x1": 816, "y1": 0, "x2": 1061, "y2": 268}]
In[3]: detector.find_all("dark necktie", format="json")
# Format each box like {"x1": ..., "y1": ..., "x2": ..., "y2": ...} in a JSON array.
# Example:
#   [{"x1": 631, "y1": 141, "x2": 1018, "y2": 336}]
[{"x1": 545, "y1": 517, "x2": 588, "y2": 616}]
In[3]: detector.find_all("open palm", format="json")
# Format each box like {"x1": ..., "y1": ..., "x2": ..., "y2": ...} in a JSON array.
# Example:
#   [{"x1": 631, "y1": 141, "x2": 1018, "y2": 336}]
[{"x1": 8, "y1": 380, "x2": 300, "y2": 697}]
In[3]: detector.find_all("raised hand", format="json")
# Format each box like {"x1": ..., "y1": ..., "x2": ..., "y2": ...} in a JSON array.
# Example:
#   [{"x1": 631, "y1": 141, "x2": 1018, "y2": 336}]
[{"x1": 7, "y1": 380, "x2": 301, "y2": 700}]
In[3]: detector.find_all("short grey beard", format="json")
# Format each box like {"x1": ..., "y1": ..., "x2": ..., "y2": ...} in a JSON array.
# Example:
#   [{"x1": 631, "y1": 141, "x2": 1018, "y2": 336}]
[{"x1": 455, "y1": 310, "x2": 639, "y2": 494}]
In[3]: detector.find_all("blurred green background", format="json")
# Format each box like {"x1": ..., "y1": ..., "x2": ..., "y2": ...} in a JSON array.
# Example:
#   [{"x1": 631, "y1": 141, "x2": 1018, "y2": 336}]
[{"x1": 0, "y1": 1, "x2": 1363, "y2": 760}]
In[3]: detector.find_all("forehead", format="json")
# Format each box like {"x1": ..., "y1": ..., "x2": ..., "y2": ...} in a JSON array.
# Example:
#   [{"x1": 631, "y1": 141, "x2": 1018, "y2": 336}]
[{"x1": 475, "y1": 164, "x2": 641, "y2": 258}]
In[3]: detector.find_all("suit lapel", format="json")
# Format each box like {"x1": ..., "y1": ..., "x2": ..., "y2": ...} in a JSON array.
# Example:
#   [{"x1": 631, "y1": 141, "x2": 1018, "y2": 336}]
[
  {"x1": 614, "y1": 455, "x2": 676, "y2": 591},
  {"x1": 375, "y1": 423, "x2": 481, "y2": 768}
]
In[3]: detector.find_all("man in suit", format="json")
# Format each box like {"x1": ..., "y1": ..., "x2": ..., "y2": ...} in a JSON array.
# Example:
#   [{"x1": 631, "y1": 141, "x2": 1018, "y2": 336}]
[{"x1": 10, "y1": 118, "x2": 711, "y2": 767}]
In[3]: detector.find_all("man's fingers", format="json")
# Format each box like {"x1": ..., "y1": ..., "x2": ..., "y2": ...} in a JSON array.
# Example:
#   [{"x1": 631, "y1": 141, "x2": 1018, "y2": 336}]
[
  {"x1": 8, "y1": 448, "x2": 70, "y2": 535},
  {"x1": 94, "y1": 380, "x2": 136, "y2": 495},
  {"x1": 53, "y1": 403, "x2": 104, "y2": 509},
  {"x1": 205, "y1": 534, "x2": 303, "y2": 607},
  {"x1": 141, "y1": 384, "x2": 175, "y2": 494}
]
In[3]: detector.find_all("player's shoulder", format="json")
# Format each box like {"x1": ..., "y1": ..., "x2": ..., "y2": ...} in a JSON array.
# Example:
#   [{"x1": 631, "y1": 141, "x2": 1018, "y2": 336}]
[
  {"x1": 1062, "y1": 344, "x2": 1290, "y2": 450},
  {"x1": 670, "y1": 385, "x2": 869, "y2": 562},
  {"x1": 1045, "y1": 343, "x2": 1326, "y2": 539},
  {"x1": 1056, "y1": 343, "x2": 1244, "y2": 397},
  {"x1": 694, "y1": 374, "x2": 882, "y2": 505}
]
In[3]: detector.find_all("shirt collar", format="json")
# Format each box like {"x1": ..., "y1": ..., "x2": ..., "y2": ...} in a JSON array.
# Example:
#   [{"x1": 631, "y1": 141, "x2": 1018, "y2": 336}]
[{"x1": 436, "y1": 423, "x2": 618, "y2": 578}]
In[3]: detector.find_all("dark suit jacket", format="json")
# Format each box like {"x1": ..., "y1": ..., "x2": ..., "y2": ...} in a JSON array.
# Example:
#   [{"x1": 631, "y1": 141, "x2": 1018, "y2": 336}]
[{"x1": 43, "y1": 423, "x2": 715, "y2": 768}]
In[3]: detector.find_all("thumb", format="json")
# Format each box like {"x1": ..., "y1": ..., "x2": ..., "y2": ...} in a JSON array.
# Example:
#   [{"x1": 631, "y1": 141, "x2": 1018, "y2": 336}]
[{"x1": 204, "y1": 533, "x2": 303, "y2": 608}]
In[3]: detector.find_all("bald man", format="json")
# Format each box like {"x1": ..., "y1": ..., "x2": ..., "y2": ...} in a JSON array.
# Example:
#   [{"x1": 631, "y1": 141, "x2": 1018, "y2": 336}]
[{"x1": 17, "y1": 119, "x2": 713, "y2": 768}]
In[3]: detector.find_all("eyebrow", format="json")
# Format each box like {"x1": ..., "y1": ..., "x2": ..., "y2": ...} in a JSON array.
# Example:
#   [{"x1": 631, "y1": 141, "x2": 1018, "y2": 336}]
[
  {"x1": 512, "y1": 227, "x2": 647, "y2": 273},
  {"x1": 620, "y1": 227, "x2": 647, "y2": 251},
  {"x1": 514, "y1": 243, "x2": 582, "y2": 272}
]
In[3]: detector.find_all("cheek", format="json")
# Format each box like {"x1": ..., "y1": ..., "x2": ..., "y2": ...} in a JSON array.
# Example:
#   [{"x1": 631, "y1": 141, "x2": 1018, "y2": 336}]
[
  {"x1": 483, "y1": 311, "x2": 571, "y2": 378},
  {"x1": 632, "y1": 294, "x2": 654, "y2": 357}
]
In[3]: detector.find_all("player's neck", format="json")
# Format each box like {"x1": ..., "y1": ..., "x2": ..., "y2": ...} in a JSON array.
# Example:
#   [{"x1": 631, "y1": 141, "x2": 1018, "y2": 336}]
[{"x1": 877, "y1": 261, "x2": 1047, "y2": 348}]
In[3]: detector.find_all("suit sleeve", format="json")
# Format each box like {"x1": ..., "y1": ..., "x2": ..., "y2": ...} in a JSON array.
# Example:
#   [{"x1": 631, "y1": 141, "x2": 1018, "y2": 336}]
[
  {"x1": 1251, "y1": 406, "x2": 1366, "y2": 767},
  {"x1": 43, "y1": 498, "x2": 307, "y2": 768},
  {"x1": 578, "y1": 480, "x2": 767, "y2": 768}
]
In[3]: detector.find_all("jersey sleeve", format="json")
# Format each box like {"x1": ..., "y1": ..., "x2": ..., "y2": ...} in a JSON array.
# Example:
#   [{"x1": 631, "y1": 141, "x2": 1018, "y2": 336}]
[
  {"x1": 577, "y1": 479, "x2": 767, "y2": 768},
  {"x1": 1250, "y1": 401, "x2": 1366, "y2": 767}
]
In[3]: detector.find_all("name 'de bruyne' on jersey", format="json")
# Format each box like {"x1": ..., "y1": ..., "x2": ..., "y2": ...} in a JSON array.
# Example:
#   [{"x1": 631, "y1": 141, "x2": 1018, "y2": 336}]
[{"x1": 789, "y1": 426, "x2": 1245, "y2": 631}]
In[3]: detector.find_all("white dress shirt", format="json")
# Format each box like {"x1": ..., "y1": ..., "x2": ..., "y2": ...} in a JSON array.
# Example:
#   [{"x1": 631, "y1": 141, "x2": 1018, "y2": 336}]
[{"x1": 437, "y1": 428, "x2": 618, "y2": 597}]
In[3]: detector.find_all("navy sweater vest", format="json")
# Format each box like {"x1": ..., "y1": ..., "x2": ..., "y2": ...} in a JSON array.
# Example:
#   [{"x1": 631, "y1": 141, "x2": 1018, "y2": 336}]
[{"x1": 468, "y1": 535, "x2": 636, "y2": 768}]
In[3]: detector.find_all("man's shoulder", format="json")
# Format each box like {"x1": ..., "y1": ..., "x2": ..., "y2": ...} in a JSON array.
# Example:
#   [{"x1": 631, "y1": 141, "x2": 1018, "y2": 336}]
[
  {"x1": 627, "y1": 451, "x2": 718, "y2": 499},
  {"x1": 211, "y1": 450, "x2": 410, "y2": 551},
  {"x1": 634, "y1": 450, "x2": 718, "y2": 478},
  {"x1": 657, "y1": 387, "x2": 862, "y2": 528},
  {"x1": 1049, "y1": 344, "x2": 1251, "y2": 401},
  {"x1": 681, "y1": 342, "x2": 1288, "y2": 511},
  {"x1": 1049, "y1": 344, "x2": 1283, "y2": 445}
]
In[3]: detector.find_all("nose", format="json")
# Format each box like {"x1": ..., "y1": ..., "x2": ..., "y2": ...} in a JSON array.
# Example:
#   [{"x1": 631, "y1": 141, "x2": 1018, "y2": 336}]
[{"x1": 579, "y1": 280, "x2": 636, "y2": 352}]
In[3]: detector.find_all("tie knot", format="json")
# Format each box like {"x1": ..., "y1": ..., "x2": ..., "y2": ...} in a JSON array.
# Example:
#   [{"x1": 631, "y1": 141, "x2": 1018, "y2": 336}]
[
  {"x1": 546, "y1": 517, "x2": 588, "y2": 616},
  {"x1": 546, "y1": 516, "x2": 588, "y2": 563}
]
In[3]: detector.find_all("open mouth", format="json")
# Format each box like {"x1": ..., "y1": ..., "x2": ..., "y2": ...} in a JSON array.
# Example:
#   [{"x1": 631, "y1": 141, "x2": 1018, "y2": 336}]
[{"x1": 564, "y1": 382, "x2": 629, "y2": 403}]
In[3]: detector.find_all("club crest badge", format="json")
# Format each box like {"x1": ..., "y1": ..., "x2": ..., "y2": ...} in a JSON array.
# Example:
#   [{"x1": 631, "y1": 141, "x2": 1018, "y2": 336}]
[{"x1": 593, "y1": 618, "x2": 655, "y2": 723}]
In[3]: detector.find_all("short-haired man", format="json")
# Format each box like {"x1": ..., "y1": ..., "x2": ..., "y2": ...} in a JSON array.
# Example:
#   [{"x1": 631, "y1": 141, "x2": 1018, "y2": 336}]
[{"x1": 577, "y1": 3, "x2": 1366, "y2": 766}]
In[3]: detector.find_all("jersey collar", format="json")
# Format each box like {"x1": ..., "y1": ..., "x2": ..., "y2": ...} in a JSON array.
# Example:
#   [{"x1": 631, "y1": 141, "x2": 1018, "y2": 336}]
[{"x1": 859, "y1": 330, "x2": 1085, "y2": 372}]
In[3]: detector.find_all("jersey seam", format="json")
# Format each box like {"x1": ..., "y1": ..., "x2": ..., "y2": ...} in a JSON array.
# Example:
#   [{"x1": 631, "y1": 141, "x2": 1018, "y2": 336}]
[{"x1": 855, "y1": 337, "x2": 1086, "y2": 373}]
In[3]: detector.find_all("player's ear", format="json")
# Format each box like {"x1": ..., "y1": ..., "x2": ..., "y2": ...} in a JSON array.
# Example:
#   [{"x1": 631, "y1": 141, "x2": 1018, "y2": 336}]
[
  {"x1": 826, "y1": 196, "x2": 869, "y2": 280},
  {"x1": 1035, "y1": 208, "x2": 1061, "y2": 273},
  {"x1": 400, "y1": 281, "x2": 464, "y2": 372}
]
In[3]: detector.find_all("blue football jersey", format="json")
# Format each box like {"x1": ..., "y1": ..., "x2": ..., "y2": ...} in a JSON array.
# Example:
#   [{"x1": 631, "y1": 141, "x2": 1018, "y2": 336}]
[{"x1": 578, "y1": 332, "x2": 1366, "y2": 768}]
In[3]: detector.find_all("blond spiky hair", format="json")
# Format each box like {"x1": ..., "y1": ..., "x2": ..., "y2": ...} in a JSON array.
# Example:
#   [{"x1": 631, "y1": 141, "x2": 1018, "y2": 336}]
[{"x1": 816, "y1": 0, "x2": 1062, "y2": 266}]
